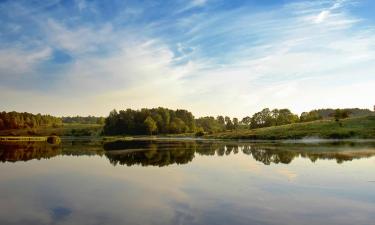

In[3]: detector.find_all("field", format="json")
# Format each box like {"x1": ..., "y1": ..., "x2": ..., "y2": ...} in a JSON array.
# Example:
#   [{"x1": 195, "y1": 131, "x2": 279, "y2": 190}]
[{"x1": 206, "y1": 116, "x2": 375, "y2": 140}]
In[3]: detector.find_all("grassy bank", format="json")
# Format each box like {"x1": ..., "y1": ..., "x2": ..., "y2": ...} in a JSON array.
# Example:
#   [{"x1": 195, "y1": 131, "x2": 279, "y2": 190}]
[{"x1": 206, "y1": 116, "x2": 375, "y2": 140}]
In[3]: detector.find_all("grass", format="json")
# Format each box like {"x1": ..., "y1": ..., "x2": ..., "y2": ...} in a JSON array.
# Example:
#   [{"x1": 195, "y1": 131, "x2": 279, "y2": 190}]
[
  {"x1": 206, "y1": 116, "x2": 375, "y2": 140},
  {"x1": 0, "y1": 123, "x2": 103, "y2": 137}
]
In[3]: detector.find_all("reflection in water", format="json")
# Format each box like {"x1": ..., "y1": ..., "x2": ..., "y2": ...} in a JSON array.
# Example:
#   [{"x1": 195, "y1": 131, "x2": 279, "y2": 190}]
[
  {"x1": 0, "y1": 139, "x2": 375, "y2": 225},
  {"x1": 1, "y1": 140, "x2": 375, "y2": 165},
  {"x1": 104, "y1": 140, "x2": 375, "y2": 166},
  {"x1": 0, "y1": 142, "x2": 61, "y2": 162}
]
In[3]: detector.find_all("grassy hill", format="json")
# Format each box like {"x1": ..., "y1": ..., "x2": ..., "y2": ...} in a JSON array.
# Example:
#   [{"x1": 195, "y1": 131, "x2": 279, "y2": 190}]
[{"x1": 206, "y1": 116, "x2": 375, "y2": 140}]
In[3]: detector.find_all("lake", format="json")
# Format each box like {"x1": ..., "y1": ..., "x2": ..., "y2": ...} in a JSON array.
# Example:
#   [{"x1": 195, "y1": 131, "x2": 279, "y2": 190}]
[{"x1": 0, "y1": 139, "x2": 374, "y2": 225}]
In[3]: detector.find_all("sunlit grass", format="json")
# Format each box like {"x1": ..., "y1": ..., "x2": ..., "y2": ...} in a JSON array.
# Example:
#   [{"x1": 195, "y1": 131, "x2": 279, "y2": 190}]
[{"x1": 207, "y1": 116, "x2": 375, "y2": 140}]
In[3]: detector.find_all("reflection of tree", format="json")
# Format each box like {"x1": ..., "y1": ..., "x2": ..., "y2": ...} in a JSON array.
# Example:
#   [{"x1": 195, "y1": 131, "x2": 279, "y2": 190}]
[
  {"x1": 2, "y1": 140, "x2": 375, "y2": 166},
  {"x1": 105, "y1": 141, "x2": 197, "y2": 167},
  {"x1": 242, "y1": 143, "x2": 375, "y2": 165},
  {"x1": 242, "y1": 146, "x2": 298, "y2": 165},
  {"x1": 0, "y1": 142, "x2": 61, "y2": 162},
  {"x1": 104, "y1": 140, "x2": 375, "y2": 166},
  {"x1": 0, "y1": 140, "x2": 104, "y2": 162},
  {"x1": 301, "y1": 151, "x2": 375, "y2": 164}
]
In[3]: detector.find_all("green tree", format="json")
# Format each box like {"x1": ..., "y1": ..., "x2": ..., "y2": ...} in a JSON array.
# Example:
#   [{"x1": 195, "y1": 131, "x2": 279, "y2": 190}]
[
  {"x1": 195, "y1": 116, "x2": 224, "y2": 133},
  {"x1": 225, "y1": 116, "x2": 234, "y2": 130},
  {"x1": 241, "y1": 116, "x2": 251, "y2": 126},
  {"x1": 333, "y1": 109, "x2": 350, "y2": 122},
  {"x1": 250, "y1": 108, "x2": 272, "y2": 128},
  {"x1": 300, "y1": 110, "x2": 322, "y2": 122},
  {"x1": 233, "y1": 118, "x2": 239, "y2": 130},
  {"x1": 217, "y1": 116, "x2": 225, "y2": 125},
  {"x1": 144, "y1": 116, "x2": 157, "y2": 135},
  {"x1": 169, "y1": 118, "x2": 187, "y2": 133}
]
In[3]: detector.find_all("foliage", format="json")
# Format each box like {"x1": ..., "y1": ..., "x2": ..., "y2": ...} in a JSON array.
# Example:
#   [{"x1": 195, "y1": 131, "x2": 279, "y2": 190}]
[
  {"x1": 103, "y1": 107, "x2": 195, "y2": 135},
  {"x1": 195, "y1": 116, "x2": 239, "y2": 133},
  {"x1": 195, "y1": 127, "x2": 205, "y2": 137},
  {"x1": 0, "y1": 111, "x2": 62, "y2": 130},
  {"x1": 2, "y1": 107, "x2": 373, "y2": 137},
  {"x1": 62, "y1": 116, "x2": 105, "y2": 124},
  {"x1": 241, "y1": 116, "x2": 251, "y2": 126},
  {"x1": 144, "y1": 116, "x2": 157, "y2": 135},
  {"x1": 300, "y1": 110, "x2": 322, "y2": 122},
  {"x1": 250, "y1": 108, "x2": 299, "y2": 129},
  {"x1": 332, "y1": 109, "x2": 350, "y2": 122},
  {"x1": 0, "y1": 123, "x2": 103, "y2": 137},
  {"x1": 305, "y1": 108, "x2": 373, "y2": 119}
]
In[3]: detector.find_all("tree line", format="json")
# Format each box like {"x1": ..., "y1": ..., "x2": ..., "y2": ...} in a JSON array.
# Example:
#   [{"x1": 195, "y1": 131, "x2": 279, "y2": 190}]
[
  {"x1": 1, "y1": 107, "x2": 372, "y2": 135},
  {"x1": 101, "y1": 107, "x2": 374, "y2": 135},
  {"x1": 0, "y1": 111, "x2": 62, "y2": 130}
]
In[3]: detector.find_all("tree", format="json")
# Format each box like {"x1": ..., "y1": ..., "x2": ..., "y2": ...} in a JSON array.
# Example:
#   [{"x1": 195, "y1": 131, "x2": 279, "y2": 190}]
[
  {"x1": 332, "y1": 109, "x2": 350, "y2": 122},
  {"x1": 97, "y1": 117, "x2": 105, "y2": 124},
  {"x1": 175, "y1": 109, "x2": 195, "y2": 132},
  {"x1": 300, "y1": 111, "x2": 322, "y2": 122},
  {"x1": 0, "y1": 111, "x2": 62, "y2": 130},
  {"x1": 217, "y1": 116, "x2": 225, "y2": 125},
  {"x1": 0, "y1": 118, "x2": 4, "y2": 130},
  {"x1": 225, "y1": 116, "x2": 234, "y2": 130},
  {"x1": 250, "y1": 108, "x2": 272, "y2": 128},
  {"x1": 103, "y1": 110, "x2": 119, "y2": 135},
  {"x1": 233, "y1": 118, "x2": 239, "y2": 130},
  {"x1": 241, "y1": 116, "x2": 251, "y2": 126},
  {"x1": 144, "y1": 116, "x2": 157, "y2": 135},
  {"x1": 169, "y1": 117, "x2": 187, "y2": 133},
  {"x1": 195, "y1": 116, "x2": 224, "y2": 133},
  {"x1": 275, "y1": 109, "x2": 299, "y2": 125}
]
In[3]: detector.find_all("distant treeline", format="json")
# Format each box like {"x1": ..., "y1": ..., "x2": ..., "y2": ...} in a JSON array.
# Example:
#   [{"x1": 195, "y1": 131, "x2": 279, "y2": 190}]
[
  {"x1": 0, "y1": 111, "x2": 62, "y2": 130},
  {"x1": 1, "y1": 107, "x2": 373, "y2": 135},
  {"x1": 62, "y1": 116, "x2": 105, "y2": 124},
  {"x1": 103, "y1": 107, "x2": 374, "y2": 135}
]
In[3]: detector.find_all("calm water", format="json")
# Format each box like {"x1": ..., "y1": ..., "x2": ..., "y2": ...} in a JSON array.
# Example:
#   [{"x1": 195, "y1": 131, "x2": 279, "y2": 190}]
[{"x1": 0, "y1": 139, "x2": 374, "y2": 225}]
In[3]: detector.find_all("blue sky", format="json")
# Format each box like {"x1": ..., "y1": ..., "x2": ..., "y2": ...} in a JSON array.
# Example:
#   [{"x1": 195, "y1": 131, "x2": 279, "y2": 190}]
[{"x1": 0, "y1": 0, "x2": 374, "y2": 117}]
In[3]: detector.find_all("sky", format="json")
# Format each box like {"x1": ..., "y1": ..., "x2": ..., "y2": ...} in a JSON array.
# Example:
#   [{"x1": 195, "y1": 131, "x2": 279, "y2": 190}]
[{"x1": 0, "y1": 0, "x2": 374, "y2": 117}]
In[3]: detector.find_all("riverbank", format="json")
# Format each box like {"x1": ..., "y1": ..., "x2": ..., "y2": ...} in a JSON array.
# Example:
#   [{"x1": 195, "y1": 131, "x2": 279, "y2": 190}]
[
  {"x1": 205, "y1": 116, "x2": 375, "y2": 140},
  {"x1": 1, "y1": 116, "x2": 374, "y2": 141}
]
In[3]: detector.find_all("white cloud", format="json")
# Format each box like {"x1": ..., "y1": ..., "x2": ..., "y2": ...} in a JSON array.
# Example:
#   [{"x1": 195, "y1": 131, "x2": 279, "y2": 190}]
[
  {"x1": 0, "y1": 47, "x2": 51, "y2": 75},
  {"x1": 314, "y1": 10, "x2": 330, "y2": 23},
  {"x1": 43, "y1": 19, "x2": 114, "y2": 55},
  {"x1": 314, "y1": 0, "x2": 348, "y2": 24},
  {"x1": 1, "y1": 0, "x2": 374, "y2": 117}
]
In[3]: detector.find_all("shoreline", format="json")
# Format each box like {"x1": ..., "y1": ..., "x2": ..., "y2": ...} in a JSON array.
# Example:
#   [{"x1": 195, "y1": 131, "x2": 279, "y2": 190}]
[{"x1": 3, "y1": 135, "x2": 375, "y2": 144}]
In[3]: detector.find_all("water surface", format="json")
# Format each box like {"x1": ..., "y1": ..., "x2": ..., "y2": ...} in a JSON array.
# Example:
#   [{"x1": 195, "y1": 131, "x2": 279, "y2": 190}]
[{"x1": 0, "y1": 139, "x2": 374, "y2": 225}]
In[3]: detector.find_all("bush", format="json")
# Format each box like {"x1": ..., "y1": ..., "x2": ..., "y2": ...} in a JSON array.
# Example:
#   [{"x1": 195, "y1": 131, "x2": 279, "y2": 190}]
[
  {"x1": 195, "y1": 130, "x2": 204, "y2": 137},
  {"x1": 47, "y1": 136, "x2": 61, "y2": 144}
]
